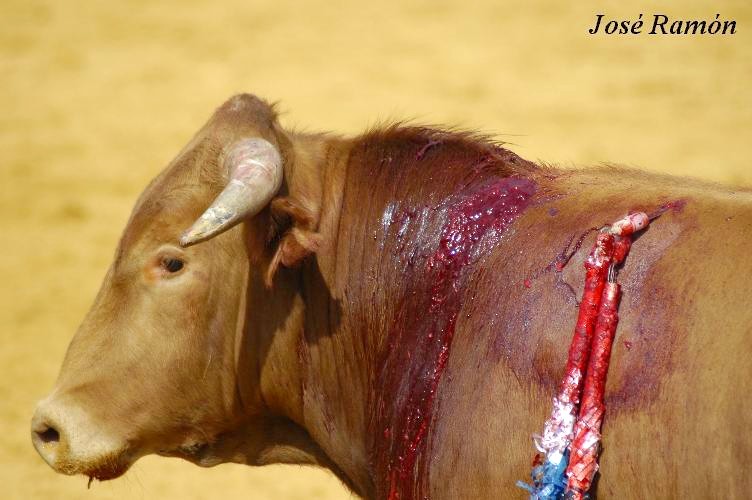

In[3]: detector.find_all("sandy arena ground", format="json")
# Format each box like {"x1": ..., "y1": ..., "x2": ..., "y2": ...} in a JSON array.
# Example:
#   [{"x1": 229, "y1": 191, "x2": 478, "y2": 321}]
[{"x1": 1, "y1": 0, "x2": 750, "y2": 498}]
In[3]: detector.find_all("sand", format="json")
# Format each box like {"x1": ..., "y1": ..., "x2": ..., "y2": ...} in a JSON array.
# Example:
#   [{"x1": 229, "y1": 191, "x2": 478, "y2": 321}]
[{"x1": 2, "y1": 0, "x2": 749, "y2": 498}]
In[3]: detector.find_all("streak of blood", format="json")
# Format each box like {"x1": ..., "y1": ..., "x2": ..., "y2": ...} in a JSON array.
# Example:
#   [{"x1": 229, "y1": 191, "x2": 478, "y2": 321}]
[{"x1": 374, "y1": 176, "x2": 537, "y2": 500}]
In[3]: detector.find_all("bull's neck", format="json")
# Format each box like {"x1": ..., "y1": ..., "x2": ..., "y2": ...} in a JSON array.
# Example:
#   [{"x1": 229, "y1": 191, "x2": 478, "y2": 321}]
[
  {"x1": 252, "y1": 133, "x2": 376, "y2": 495},
  {"x1": 257, "y1": 132, "x2": 545, "y2": 498}
]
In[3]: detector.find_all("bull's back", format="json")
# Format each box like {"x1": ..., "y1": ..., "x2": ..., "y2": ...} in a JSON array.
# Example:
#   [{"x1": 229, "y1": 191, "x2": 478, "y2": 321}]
[{"x1": 426, "y1": 169, "x2": 752, "y2": 498}]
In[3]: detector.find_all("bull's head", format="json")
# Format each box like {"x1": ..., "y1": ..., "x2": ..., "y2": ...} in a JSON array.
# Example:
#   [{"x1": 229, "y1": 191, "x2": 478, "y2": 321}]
[{"x1": 31, "y1": 94, "x2": 325, "y2": 481}]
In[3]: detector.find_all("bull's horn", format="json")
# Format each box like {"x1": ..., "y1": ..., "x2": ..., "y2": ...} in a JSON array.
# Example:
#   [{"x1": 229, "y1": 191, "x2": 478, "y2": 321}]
[{"x1": 180, "y1": 138, "x2": 283, "y2": 247}]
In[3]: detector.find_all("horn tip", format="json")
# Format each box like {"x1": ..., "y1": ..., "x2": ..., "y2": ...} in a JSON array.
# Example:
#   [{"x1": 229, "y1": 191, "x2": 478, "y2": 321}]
[
  {"x1": 179, "y1": 224, "x2": 211, "y2": 247},
  {"x1": 179, "y1": 231, "x2": 199, "y2": 248},
  {"x1": 179, "y1": 236, "x2": 194, "y2": 248}
]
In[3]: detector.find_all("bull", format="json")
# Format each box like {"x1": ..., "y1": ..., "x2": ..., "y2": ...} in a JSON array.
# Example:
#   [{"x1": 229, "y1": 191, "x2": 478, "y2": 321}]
[{"x1": 32, "y1": 94, "x2": 752, "y2": 498}]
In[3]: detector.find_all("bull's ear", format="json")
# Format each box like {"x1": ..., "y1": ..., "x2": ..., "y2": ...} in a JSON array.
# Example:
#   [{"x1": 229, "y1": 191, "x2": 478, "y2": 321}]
[{"x1": 265, "y1": 197, "x2": 322, "y2": 287}]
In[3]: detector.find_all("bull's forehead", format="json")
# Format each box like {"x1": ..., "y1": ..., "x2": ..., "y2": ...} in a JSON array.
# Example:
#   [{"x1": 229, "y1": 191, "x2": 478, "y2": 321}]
[{"x1": 116, "y1": 139, "x2": 219, "y2": 259}]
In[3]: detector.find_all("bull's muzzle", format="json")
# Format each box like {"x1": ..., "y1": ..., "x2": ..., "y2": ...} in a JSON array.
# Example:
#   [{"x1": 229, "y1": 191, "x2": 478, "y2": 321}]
[{"x1": 31, "y1": 397, "x2": 128, "y2": 478}]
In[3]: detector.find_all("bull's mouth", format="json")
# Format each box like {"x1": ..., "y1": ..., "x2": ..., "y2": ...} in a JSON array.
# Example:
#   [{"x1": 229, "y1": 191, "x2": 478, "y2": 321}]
[
  {"x1": 57, "y1": 448, "x2": 135, "y2": 483},
  {"x1": 85, "y1": 458, "x2": 130, "y2": 482}
]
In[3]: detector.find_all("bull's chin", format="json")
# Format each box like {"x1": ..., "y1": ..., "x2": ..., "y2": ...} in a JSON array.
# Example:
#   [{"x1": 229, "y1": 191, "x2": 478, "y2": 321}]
[{"x1": 56, "y1": 444, "x2": 219, "y2": 480}]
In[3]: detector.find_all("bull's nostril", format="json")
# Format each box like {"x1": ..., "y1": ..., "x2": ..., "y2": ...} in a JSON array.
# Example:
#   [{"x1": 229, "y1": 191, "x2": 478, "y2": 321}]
[
  {"x1": 37, "y1": 426, "x2": 60, "y2": 444},
  {"x1": 31, "y1": 410, "x2": 67, "y2": 468}
]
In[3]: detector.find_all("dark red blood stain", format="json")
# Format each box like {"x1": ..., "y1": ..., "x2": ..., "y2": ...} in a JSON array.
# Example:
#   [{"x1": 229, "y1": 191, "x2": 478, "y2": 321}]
[
  {"x1": 647, "y1": 198, "x2": 687, "y2": 220},
  {"x1": 372, "y1": 176, "x2": 536, "y2": 500},
  {"x1": 623, "y1": 340, "x2": 633, "y2": 351},
  {"x1": 665, "y1": 199, "x2": 687, "y2": 212},
  {"x1": 529, "y1": 226, "x2": 598, "y2": 282},
  {"x1": 561, "y1": 228, "x2": 599, "y2": 269}
]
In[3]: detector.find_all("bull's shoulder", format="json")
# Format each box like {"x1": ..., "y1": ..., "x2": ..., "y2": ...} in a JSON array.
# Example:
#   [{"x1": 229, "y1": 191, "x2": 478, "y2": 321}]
[{"x1": 424, "y1": 167, "x2": 751, "y2": 497}]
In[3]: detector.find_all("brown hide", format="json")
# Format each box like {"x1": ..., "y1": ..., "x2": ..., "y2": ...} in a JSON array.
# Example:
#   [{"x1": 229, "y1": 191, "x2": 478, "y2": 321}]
[
  {"x1": 298, "y1": 128, "x2": 752, "y2": 498},
  {"x1": 419, "y1": 171, "x2": 752, "y2": 499},
  {"x1": 33, "y1": 95, "x2": 752, "y2": 499}
]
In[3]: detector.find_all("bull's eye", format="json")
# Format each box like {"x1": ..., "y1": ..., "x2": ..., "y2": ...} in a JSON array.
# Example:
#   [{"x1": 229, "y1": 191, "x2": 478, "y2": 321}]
[{"x1": 162, "y1": 257, "x2": 185, "y2": 273}]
